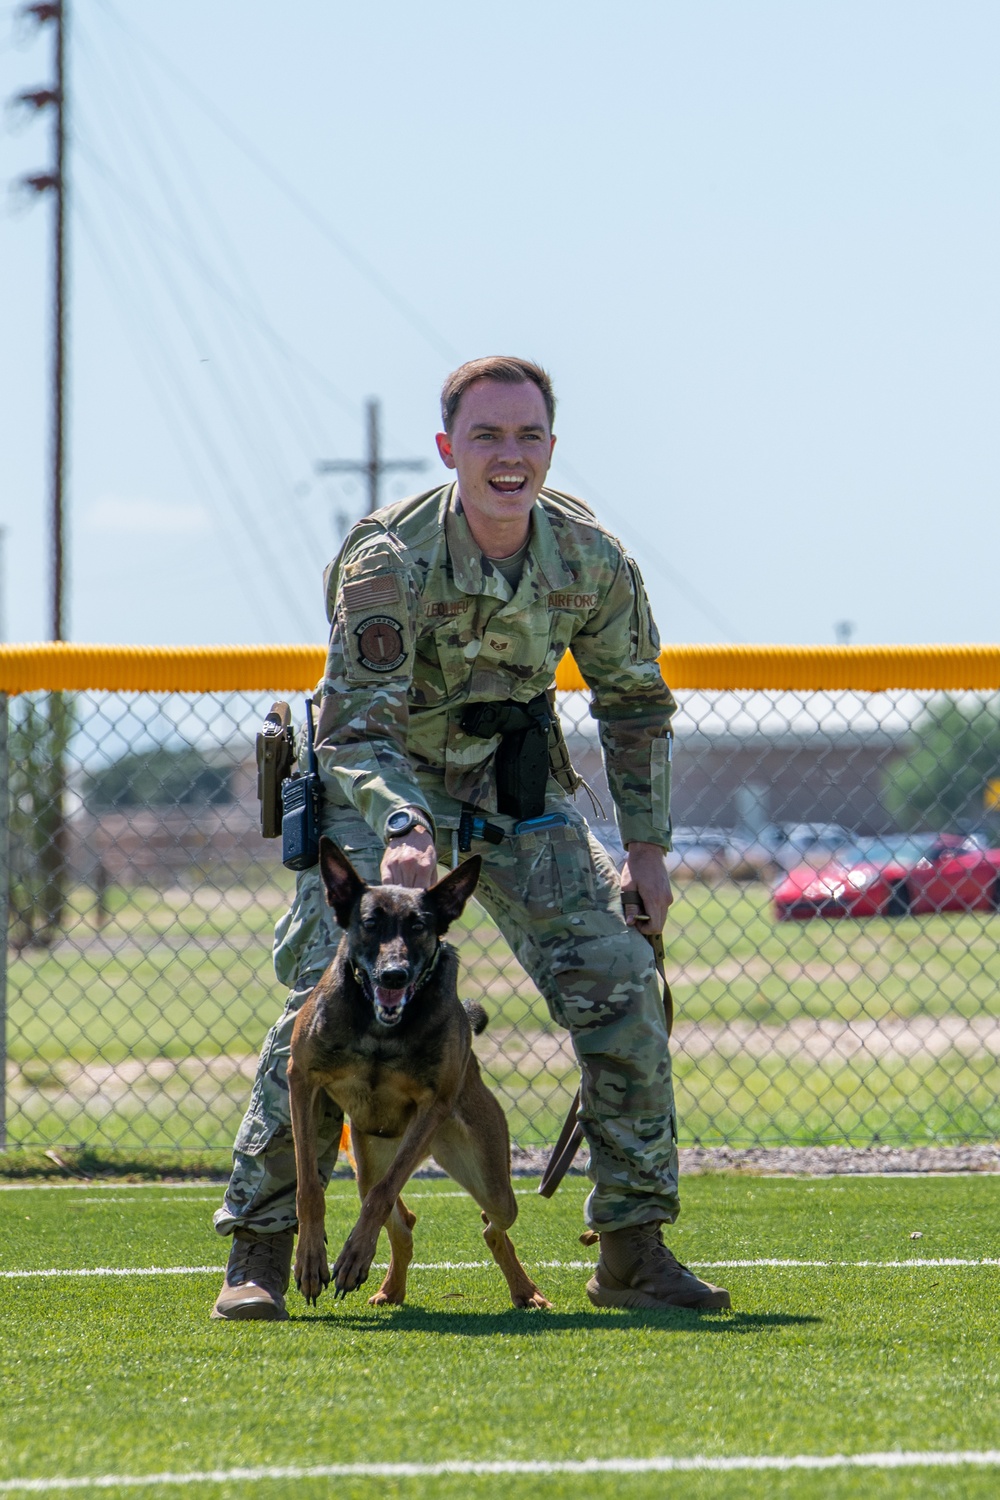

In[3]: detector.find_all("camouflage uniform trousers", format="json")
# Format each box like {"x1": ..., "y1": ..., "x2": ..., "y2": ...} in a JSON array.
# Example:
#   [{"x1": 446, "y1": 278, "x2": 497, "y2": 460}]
[{"x1": 213, "y1": 790, "x2": 679, "y2": 1238}]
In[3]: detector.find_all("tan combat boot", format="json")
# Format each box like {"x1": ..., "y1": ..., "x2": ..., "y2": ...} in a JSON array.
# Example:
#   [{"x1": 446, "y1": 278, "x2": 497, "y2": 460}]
[
  {"x1": 586, "y1": 1222, "x2": 731, "y2": 1311},
  {"x1": 211, "y1": 1227, "x2": 294, "y2": 1321}
]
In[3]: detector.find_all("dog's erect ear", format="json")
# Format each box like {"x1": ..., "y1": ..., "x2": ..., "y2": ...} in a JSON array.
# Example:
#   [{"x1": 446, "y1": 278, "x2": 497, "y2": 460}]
[
  {"x1": 318, "y1": 836, "x2": 367, "y2": 928},
  {"x1": 424, "y1": 854, "x2": 482, "y2": 934}
]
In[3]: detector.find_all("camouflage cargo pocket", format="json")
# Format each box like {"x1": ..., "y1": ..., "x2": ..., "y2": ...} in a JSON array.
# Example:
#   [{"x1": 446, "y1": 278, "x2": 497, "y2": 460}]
[
  {"x1": 272, "y1": 867, "x2": 335, "y2": 987},
  {"x1": 522, "y1": 822, "x2": 597, "y2": 917},
  {"x1": 650, "y1": 735, "x2": 672, "y2": 839},
  {"x1": 233, "y1": 1080, "x2": 278, "y2": 1157},
  {"x1": 232, "y1": 1026, "x2": 287, "y2": 1156}
]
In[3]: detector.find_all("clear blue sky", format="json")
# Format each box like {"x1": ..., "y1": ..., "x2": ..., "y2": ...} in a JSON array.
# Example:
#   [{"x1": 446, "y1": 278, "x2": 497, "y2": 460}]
[{"x1": 2, "y1": 0, "x2": 997, "y2": 647}]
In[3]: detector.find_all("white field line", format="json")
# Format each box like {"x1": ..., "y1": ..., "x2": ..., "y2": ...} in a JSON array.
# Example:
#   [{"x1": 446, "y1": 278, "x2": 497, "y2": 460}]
[
  {"x1": 66, "y1": 1197, "x2": 221, "y2": 1206},
  {"x1": 0, "y1": 1182, "x2": 225, "y2": 1193},
  {"x1": 754, "y1": 1170, "x2": 1000, "y2": 1179},
  {"x1": 4, "y1": 1257, "x2": 1000, "y2": 1281},
  {"x1": 2, "y1": 1451, "x2": 1000, "y2": 1490},
  {"x1": 0, "y1": 1184, "x2": 537, "y2": 1198},
  {"x1": 0, "y1": 1266, "x2": 225, "y2": 1280},
  {"x1": 3, "y1": 1173, "x2": 999, "y2": 1193}
]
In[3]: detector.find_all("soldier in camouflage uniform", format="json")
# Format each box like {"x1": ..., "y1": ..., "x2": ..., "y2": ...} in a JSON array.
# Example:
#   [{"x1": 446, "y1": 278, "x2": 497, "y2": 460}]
[{"x1": 212, "y1": 357, "x2": 730, "y2": 1319}]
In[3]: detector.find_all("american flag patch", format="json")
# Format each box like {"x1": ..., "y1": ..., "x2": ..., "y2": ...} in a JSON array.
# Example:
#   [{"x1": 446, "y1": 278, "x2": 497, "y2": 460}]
[{"x1": 343, "y1": 573, "x2": 401, "y2": 612}]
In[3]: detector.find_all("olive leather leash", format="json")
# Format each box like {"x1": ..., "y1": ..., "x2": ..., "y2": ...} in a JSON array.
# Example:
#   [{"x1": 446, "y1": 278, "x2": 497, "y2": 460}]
[{"x1": 537, "y1": 893, "x2": 673, "y2": 1198}]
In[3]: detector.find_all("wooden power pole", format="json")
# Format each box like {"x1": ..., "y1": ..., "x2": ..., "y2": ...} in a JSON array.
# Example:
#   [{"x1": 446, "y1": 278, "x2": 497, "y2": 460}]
[
  {"x1": 10, "y1": 3, "x2": 70, "y2": 947},
  {"x1": 317, "y1": 398, "x2": 428, "y2": 528},
  {"x1": 15, "y1": 0, "x2": 68, "y2": 641}
]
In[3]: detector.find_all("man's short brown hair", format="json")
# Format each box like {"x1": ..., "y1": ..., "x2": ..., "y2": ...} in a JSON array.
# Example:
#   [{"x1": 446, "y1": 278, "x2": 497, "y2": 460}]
[{"x1": 440, "y1": 356, "x2": 556, "y2": 433}]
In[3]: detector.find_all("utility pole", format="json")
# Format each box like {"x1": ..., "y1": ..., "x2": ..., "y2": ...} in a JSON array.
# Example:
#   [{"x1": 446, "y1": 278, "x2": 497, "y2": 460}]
[
  {"x1": 13, "y1": 0, "x2": 67, "y2": 641},
  {"x1": 317, "y1": 398, "x2": 428, "y2": 531},
  {"x1": 9, "y1": 3, "x2": 70, "y2": 951}
]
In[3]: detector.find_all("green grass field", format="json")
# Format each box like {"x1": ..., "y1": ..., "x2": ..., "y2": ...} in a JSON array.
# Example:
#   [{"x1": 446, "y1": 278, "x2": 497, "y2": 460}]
[
  {"x1": 1, "y1": 1173, "x2": 998, "y2": 1497},
  {"x1": 6, "y1": 878, "x2": 1000, "y2": 1150}
]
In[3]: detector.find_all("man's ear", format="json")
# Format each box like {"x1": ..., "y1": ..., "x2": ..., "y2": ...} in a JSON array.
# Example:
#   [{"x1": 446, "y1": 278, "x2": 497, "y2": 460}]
[
  {"x1": 319, "y1": 836, "x2": 367, "y2": 928},
  {"x1": 435, "y1": 431, "x2": 456, "y2": 469},
  {"x1": 424, "y1": 855, "x2": 482, "y2": 934}
]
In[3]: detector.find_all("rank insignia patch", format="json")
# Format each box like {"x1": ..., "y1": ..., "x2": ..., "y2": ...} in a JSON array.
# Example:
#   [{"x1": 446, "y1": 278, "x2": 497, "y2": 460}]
[{"x1": 355, "y1": 615, "x2": 407, "y2": 673}]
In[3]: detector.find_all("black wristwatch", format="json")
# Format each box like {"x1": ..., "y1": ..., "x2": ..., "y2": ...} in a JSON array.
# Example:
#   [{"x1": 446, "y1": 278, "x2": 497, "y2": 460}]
[{"x1": 384, "y1": 807, "x2": 431, "y2": 841}]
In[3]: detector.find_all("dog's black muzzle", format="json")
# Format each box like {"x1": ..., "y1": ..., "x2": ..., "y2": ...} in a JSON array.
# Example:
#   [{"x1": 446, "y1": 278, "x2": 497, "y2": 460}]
[{"x1": 355, "y1": 949, "x2": 441, "y2": 1029}]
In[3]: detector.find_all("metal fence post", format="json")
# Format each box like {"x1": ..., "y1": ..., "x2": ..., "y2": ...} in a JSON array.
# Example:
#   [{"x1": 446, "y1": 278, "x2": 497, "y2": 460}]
[{"x1": 0, "y1": 692, "x2": 9, "y2": 1151}]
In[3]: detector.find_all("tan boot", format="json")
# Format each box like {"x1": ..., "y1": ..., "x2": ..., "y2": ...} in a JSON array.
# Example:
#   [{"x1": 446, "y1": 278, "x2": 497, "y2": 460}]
[
  {"x1": 211, "y1": 1227, "x2": 294, "y2": 1321},
  {"x1": 587, "y1": 1222, "x2": 731, "y2": 1311}
]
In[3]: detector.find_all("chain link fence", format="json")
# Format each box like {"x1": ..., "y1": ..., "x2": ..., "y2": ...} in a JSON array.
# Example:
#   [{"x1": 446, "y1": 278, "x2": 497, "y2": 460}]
[{"x1": 2, "y1": 648, "x2": 1000, "y2": 1155}]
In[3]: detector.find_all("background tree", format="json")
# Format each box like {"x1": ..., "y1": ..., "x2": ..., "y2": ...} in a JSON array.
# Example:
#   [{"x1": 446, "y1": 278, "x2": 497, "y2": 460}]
[
  {"x1": 8, "y1": 692, "x2": 75, "y2": 950},
  {"x1": 83, "y1": 745, "x2": 235, "y2": 810},
  {"x1": 883, "y1": 695, "x2": 1000, "y2": 832}
]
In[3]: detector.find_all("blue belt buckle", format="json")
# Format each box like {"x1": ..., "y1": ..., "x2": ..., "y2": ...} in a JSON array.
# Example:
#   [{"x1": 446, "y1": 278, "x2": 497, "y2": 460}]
[{"x1": 512, "y1": 812, "x2": 571, "y2": 836}]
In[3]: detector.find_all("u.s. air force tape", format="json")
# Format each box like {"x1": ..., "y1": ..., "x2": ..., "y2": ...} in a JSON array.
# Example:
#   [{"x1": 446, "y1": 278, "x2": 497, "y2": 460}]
[{"x1": 355, "y1": 615, "x2": 407, "y2": 672}]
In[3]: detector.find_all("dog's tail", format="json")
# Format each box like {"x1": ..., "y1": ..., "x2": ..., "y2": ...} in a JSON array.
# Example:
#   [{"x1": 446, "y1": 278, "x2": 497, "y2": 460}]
[{"x1": 462, "y1": 999, "x2": 489, "y2": 1035}]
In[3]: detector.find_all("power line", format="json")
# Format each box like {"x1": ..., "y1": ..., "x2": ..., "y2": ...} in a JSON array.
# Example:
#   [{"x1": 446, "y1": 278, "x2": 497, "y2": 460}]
[
  {"x1": 74, "y1": 12, "x2": 346, "y2": 501},
  {"x1": 74, "y1": 191, "x2": 309, "y2": 638},
  {"x1": 73, "y1": 20, "x2": 341, "y2": 574},
  {"x1": 70, "y1": 130, "x2": 358, "y2": 429},
  {"x1": 74, "y1": 192, "x2": 285, "y2": 635},
  {"x1": 86, "y1": 0, "x2": 738, "y2": 641},
  {"x1": 552, "y1": 456, "x2": 744, "y2": 642},
  {"x1": 73, "y1": 132, "x2": 323, "y2": 602},
  {"x1": 91, "y1": 0, "x2": 460, "y2": 366}
]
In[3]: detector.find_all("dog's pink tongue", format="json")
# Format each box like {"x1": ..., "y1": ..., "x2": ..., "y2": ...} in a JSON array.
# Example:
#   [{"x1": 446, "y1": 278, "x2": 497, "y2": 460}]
[{"x1": 375, "y1": 985, "x2": 407, "y2": 1007}]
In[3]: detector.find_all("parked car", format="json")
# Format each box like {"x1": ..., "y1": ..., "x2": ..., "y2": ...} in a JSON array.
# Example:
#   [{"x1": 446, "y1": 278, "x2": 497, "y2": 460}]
[
  {"x1": 774, "y1": 833, "x2": 1000, "y2": 920},
  {"x1": 666, "y1": 827, "x2": 734, "y2": 879},
  {"x1": 590, "y1": 824, "x2": 774, "y2": 881},
  {"x1": 768, "y1": 822, "x2": 855, "y2": 873},
  {"x1": 665, "y1": 827, "x2": 777, "y2": 881}
]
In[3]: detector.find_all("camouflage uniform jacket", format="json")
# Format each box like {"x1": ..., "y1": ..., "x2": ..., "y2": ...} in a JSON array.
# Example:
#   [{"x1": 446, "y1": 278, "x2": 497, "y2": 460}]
[{"x1": 315, "y1": 483, "x2": 677, "y2": 848}]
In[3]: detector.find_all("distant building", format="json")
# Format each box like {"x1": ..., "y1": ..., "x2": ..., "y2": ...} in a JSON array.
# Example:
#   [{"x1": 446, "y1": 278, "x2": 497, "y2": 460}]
[
  {"x1": 564, "y1": 689, "x2": 917, "y2": 835},
  {"x1": 64, "y1": 691, "x2": 919, "y2": 889}
]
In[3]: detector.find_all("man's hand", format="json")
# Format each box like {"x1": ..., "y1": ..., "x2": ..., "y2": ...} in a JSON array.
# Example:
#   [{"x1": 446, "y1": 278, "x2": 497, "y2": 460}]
[
  {"x1": 620, "y1": 840, "x2": 674, "y2": 933},
  {"x1": 380, "y1": 828, "x2": 438, "y2": 889}
]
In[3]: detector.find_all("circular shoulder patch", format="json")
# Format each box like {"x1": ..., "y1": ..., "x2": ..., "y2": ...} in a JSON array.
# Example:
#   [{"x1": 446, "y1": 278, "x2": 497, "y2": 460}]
[{"x1": 355, "y1": 615, "x2": 407, "y2": 673}]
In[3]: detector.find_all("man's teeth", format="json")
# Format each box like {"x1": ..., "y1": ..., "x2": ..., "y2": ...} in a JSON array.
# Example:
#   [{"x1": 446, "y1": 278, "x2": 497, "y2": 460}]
[{"x1": 491, "y1": 474, "x2": 524, "y2": 489}]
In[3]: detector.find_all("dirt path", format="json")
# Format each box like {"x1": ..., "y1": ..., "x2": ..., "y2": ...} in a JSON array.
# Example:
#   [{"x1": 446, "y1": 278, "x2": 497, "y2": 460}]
[{"x1": 9, "y1": 1010, "x2": 1000, "y2": 1106}]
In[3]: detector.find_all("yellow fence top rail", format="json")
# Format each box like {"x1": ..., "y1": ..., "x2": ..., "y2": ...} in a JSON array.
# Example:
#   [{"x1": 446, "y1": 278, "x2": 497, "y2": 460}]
[{"x1": 1, "y1": 641, "x2": 999, "y2": 695}]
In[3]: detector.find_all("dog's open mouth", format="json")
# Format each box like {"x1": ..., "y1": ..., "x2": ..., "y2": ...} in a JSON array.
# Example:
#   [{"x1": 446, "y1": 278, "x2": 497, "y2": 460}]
[{"x1": 373, "y1": 983, "x2": 414, "y2": 1027}]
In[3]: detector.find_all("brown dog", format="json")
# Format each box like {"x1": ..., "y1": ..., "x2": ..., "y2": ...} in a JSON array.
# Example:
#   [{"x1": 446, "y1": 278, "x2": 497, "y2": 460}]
[{"x1": 288, "y1": 836, "x2": 550, "y2": 1311}]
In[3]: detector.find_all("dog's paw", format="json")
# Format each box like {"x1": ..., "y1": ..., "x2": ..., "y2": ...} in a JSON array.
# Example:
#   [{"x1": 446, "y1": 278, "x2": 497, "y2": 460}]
[
  {"x1": 331, "y1": 1227, "x2": 377, "y2": 1299},
  {"x1": 368, "y1": 1285, "x2": 406, "y2": 1307},
  {"x1": 513, "y1": 1286, "x2": 552, "y2": 1310},
  {"x1": 294, "y1": 1244, "x2": 330, "y2": 1307}
]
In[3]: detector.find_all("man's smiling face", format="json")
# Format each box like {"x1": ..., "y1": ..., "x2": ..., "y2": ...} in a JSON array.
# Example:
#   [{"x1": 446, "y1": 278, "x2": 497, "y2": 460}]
[{"x1": 435, "y1": 378, "x2": 556, "y2": 542}]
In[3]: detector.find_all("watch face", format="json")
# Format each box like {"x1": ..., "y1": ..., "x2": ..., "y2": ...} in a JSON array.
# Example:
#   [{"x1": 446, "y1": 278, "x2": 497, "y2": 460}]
[{"x1": 386, "y1": 811, "x2": 414, "y2": 836}]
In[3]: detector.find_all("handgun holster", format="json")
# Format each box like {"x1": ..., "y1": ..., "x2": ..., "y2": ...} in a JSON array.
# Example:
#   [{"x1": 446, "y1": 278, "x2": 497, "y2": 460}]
[{"x1": 256, "y1": 701, "x2": 295, "y2": 838}]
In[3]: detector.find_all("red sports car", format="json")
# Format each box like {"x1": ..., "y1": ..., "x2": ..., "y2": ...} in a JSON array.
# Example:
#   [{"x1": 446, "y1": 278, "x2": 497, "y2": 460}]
[{"x1": 774, "y1": 834, "x2": 1000, "y2": 921}]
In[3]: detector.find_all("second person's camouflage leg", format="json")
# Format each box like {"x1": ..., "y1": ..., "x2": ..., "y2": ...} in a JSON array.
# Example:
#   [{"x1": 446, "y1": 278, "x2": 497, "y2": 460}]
[{"x1": 213, "y1": 813, "x2": 384, "y2": 1237}]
